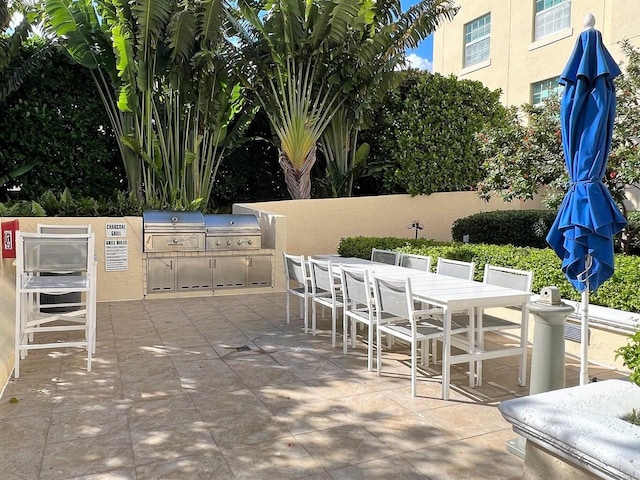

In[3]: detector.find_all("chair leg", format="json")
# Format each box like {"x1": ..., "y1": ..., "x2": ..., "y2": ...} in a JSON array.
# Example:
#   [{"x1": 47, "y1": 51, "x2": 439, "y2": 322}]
[
  {"x1": 376, "y1": 327, "x2": 382, "y2": 376},
  {"x1": 285, "y1": 292, "x2": 291, "y2": 325},
  {"x1": 343, "y1": 312, "x2": 349, "y2": 355},
  {"x1": 367, "y1": 321, "x2": 374, "y2": 372},
  {"x1": 351, "y1": 320, "x2": 357, "y2": 349},
  {"x1": 411, "y1": 341, "x2": 417, "y2": 397},
  {"x1": 312, "y1": 300, "x2": 317, "y2": 337},
  {"x1": 331, "y1": 306, "x2": 337, "y2": 348}
]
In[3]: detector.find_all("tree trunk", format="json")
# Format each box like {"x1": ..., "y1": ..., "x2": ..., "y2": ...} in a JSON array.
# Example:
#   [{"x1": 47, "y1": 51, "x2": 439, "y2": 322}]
[{"x1": 279, "y1": 145, "x2": 317, "y2": 199}]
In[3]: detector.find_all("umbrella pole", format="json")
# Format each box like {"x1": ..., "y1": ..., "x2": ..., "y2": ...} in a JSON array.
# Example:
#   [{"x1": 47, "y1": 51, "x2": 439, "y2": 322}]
[
  {"x1": 580, "y1": 288, "x2": 589, "y2": 385},
  {"x1": 580, "y1": 254, "x2": 592, "y2": 386}
]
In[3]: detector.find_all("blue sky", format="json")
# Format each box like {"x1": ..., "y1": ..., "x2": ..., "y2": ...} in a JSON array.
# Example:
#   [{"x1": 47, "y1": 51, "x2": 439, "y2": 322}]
[{"x1": 402, "y1": 0, "x2": 435, "y2": 70}]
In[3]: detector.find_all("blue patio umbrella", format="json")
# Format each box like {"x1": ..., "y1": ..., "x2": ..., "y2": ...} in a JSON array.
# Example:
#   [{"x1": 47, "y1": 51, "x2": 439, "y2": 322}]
[{"x1": 546, "y1": 15, "x2": 627, "y2": 385}]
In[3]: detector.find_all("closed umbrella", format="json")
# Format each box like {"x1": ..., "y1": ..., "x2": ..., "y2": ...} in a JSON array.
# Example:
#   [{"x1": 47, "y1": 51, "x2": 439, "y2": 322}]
[{"x1": 546, "y1": 15, "x2": 627, "y2": 386}]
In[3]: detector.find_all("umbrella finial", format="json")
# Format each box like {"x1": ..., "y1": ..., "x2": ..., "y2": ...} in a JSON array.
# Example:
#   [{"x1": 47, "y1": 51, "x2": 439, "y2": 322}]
[{"x1": 584, "y1": 13, "x2": 596, "y2": 29}]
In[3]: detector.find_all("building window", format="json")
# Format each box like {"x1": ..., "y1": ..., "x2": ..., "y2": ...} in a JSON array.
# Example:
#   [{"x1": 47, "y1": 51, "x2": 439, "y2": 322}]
[
  {"x1": 534, "y1": 0, "x2": 571, "y2": 40},
  {"x1": 464, "y1": 14, "x2": 491, "y2": 67},
  {"x1": 531, "y1": 77, "x2": 563, "y2": 105}
]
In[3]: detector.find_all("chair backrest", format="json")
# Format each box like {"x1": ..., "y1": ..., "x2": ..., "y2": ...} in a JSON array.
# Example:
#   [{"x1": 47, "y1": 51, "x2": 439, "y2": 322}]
[
  {"x1": 399, "y1": 253, "x2": 432, "y2": 272},
  {"x1": 483, "y1": 264, "x2": 533, "y2": 292},
  {"x1": 373, "y1": 275, "x2": 413, "y2": 321},
  {"x1": 18, "y1": 232, "x2": 94, "y2": 274},
  {"x1": 340, "y1": 266, "x2": 372, "y2": 309},
  {"x1": 371, "y1": 248, "x2": 399, "y2": 266},
  {"x1": 309, "y1": 257, "x2": 336, "y2": 296},
  {"x1": 436, "y1": 258, "x2": 475, "y2": 280},
  {"x1": 283, "y1": 253, "x2": 307, "y2": 285},
  {"x1": 37, "y1": 224, "x2": 92, "y2": 234}
]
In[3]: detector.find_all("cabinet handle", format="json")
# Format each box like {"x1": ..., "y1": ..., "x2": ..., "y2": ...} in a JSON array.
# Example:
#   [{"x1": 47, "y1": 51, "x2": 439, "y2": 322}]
[
  {"x1": 169, "y1": 259, "x2": 173, "y2": 269},
  {"x1": 209, "y1": 258, "x2": 212, "y2": 269},
  {"x1": 249, "y1": 257, "x2": 253, "y2": 267}
]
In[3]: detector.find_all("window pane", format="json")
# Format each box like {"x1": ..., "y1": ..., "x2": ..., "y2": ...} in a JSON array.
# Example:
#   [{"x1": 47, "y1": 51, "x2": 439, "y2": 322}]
[
  {"x1": 535, "y1": 0, "x2": 571, "y2": 40},
  {"x1": 532, "y1": 77, "x2": 563, "y2": 105},
  {"x1": 464, "y1": 14, "x2": 491, "y2": 67}
]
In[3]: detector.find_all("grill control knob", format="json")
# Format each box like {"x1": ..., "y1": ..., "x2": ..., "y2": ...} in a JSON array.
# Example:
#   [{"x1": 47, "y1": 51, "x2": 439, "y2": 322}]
[
  {"x1": 247, "y1": 239, "x2": 252, "y2": 245},
  {"x1": 172, "y1": 238, "x2": 179, "y2": 244},
  {"x1": 237, "y1": 239, "x2": 242, "y2": 245},
  {"x1": 215, "y1": 240, "x2": 220, "y2": 246},
  {"x1": 226, "y1": 240, "x2": 231, "y2": 246}
]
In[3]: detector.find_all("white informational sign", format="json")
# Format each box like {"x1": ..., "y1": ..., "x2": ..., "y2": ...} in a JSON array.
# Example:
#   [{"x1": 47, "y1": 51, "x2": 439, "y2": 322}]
[
  {"x1": 106, "y1": 222, "x2": 127, "y2": 238},
  {"x1": 105, "y1": 239, "x2": 128, "y2": 271}
]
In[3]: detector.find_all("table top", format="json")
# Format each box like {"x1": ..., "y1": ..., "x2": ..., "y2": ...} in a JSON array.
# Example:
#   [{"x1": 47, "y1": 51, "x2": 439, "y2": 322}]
[{"x1": 319, "y1": 256, "x2": 532, "y2": 310}]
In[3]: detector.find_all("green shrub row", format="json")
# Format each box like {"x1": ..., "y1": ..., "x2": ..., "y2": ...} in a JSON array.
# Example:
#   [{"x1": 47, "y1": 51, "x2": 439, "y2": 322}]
[
  {"x1": 451, "y1": 210, "x2": 557, "y2": 248},
  {"x1": 337, "y1": 236, "x2": 640, "y2": 313},
  {"x1": 337, "y1": 236, "x2": 446, "y2": 259},
  {"x1": 0, "y1": 189, "x2": 145, "y2": 217}
]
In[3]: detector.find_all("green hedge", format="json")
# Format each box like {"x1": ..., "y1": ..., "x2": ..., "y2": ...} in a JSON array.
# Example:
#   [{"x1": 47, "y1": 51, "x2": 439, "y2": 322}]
[
  {"x1": 337, "y1": 237, "x2": 446, "y2": 260},
  {"x1": 337, "y1": 236, "x2": 640, "y2": 313},
  {"x1": 451, "y1": 210, "x2": 557, "y2": 248}
]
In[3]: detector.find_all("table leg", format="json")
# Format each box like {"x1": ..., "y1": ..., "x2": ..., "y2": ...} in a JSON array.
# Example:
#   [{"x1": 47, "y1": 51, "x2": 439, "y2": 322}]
[
  {"x1": 518, "y1": 303, "x2": 529, "y2": 386},
  {"x1": 442, "y1": 308, "x2": 451, "y2": 401}
]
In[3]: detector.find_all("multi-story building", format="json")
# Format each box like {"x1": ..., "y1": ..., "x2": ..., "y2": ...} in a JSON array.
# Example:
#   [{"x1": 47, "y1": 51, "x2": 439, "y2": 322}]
[{"x1": 433, "y1": 0, "x2": 640, "y2": 106}]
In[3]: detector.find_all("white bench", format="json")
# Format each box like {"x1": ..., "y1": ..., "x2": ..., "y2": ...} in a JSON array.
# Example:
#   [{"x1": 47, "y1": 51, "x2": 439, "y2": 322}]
[
  {"x1": 529, "y1": 295, "x2": 640, "y2": 340},
  {"x1": 562, "y1": 299, "x2": 640, "y2": 337}
]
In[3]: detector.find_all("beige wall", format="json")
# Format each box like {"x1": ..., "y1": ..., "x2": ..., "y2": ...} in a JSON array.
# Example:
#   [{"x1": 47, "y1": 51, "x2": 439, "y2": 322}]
[
  {"x1": 238, "y1": 192, "x2": 543, "y2": 256},
  {"x1": 434, "y1": 1, "x2": 640, "y2": 106},
  {"x1": 0, "y1": 258, "x2": 16, "y2": 394}
]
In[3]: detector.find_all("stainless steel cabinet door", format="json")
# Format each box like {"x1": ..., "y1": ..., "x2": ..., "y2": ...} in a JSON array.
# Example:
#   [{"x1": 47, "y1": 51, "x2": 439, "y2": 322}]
[
  {"x1": 212, "y1": 256, "x2": 246, "y2": 289},
  {"x1": 147, "y1": 258, "x2": 176, "y2": 293},
  {"x1": 247, "y1": 255, "x2": 272, "y2": 287},
  {"x1": 176, "y1": 257, "x2": 213, "y2": 290}
]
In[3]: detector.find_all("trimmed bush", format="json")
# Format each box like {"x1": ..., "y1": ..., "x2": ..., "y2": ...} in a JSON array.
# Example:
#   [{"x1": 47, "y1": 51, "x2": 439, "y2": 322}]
[
  {"x1": 337, "y1": 237, "x2": 444, "y2": 259},
  {"x1": 337, "y1": 236, "x2": 640, "y2": 313},
  {"x1": 451, "y1": 210, "x2": 557, "y2": 248}
]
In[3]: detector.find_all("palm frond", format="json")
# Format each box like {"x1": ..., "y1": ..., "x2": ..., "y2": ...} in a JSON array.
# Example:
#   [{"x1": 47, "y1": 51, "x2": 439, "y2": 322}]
[
  {"x1": 197, "y1": 0, "x2": 225, "y2": 47},
  {"x1": 168, "y1": 9, "x2": 196, "y2": 64},
  {"x1": 131, "y1": 0, "x2": 173, "y2": 58}
]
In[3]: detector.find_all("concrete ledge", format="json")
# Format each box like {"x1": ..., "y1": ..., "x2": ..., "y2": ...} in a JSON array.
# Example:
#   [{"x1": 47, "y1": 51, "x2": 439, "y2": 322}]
[{"x1": 499, "y1": 379, "x2": 640, "y2": 480}]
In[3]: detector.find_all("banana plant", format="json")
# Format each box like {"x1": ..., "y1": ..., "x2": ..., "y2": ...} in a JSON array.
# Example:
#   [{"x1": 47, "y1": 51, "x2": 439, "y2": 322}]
[{"x1": 44, "y1": 0, "x2": 249, "y2": 210}]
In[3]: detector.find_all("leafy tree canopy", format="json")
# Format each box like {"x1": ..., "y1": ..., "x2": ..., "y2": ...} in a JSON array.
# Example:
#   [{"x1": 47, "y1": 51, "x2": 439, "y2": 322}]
[
  {"x1": 0, "y1": 39, "x2": 124, "y2": 201},
  {"x1": 477, "y1": 41, "x2": 640, "y2": 251},
  {"x1": 360, "y1": 69, "x2": 505, "y2": 195}
]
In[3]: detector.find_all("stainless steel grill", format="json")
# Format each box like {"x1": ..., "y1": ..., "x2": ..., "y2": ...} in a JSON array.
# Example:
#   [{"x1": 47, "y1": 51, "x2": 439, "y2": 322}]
[
  {"x1": 143, "y1": 210, "x2": 205, "y2": 252},
  {"x1": 204, "y1": 214, "x2": 261, "y2": 251}
]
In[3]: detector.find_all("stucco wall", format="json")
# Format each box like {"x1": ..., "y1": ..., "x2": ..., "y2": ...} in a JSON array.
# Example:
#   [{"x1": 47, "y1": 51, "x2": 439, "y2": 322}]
[
  {"x1": 238, "y1": 192, "x2": 543, "y2": 256},
  {"x1": 0, "y1": 258, "x2": 16, "y2": 395}
]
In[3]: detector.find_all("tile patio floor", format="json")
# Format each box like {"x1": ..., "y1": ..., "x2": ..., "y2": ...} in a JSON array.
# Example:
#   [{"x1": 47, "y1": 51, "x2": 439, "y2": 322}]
[{"x1": 0, "y1": 293, "x2": 628, "y2": 480}]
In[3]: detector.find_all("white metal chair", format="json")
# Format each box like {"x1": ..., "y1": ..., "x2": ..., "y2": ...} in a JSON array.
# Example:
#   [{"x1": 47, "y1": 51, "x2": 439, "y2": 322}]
[
  {"x1": 37, "y1": 224, "x2": 92, "y2": 235},
  {"x1": 451, "y1": 264, "x2": 534, "y2": 385},
  {"x1": 309, "y1": 257, "x2": 344, "y2": 348},
  {"x1": 340, "y1": 266, "x2": 380, "y2": 370},
  {"x1": 436, "y1": 258, "x2": 475, "y2": 280},
  {"x1": 371, "y1": 248, "x2": 400, "y2": 266},
  {"x1": 373, "y1": 274, "x2": 444, "y2": 397},
  {"x1": 35, "y1": 224, "x2": 93, "y2": 315},
  {"x1": 14, "y1": 231, "x2": 97, "y2": 378},
  {"x1": 399, "y1": 253, "x2": 432, "y2": 272},
  {"x1": 479, "y1": 264, "x2": 534, "y2": 330},
  {"x1": 283, "y1": 253, "x2": 312, "y2": 333}
]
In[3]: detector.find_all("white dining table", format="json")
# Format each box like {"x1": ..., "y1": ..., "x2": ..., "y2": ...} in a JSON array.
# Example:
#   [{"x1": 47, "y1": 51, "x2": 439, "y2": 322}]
[{"x1": 317, "y1": 256, "x2": 532, "y2": 400}]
